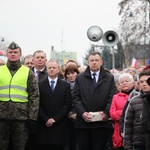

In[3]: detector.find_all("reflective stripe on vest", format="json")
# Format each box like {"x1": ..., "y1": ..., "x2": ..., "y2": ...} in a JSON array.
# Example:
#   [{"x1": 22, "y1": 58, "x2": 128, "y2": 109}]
[{"x1": 0, "y1": 65, "x2": 29, "y2": 102}]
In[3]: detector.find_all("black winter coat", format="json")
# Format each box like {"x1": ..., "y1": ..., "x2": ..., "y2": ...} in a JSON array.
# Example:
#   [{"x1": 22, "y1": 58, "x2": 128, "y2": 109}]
[
  {"x1": 142, "y1": 92, "x2": 150, "y2": 150},
  {"x1": 72, "y1": 66, "x2": 117, "y2": 129},
  {"x1": 124, "y1": 93, "x2": 146, "y2": 149}
]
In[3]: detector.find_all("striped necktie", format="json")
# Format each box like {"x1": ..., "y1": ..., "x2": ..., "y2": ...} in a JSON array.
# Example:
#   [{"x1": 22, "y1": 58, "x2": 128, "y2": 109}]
[{"x1": 51, "y1": 80, "x2": 55, "y2": 91}]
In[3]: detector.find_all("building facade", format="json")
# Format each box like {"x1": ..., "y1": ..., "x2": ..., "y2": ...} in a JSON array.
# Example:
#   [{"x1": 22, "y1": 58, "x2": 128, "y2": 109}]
[{"x1": 50, "y1": 50, "x2": 77, "y2": 66}]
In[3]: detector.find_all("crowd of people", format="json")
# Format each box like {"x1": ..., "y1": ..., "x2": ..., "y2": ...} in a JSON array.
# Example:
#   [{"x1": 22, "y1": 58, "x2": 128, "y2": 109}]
[{"x1": 0, "y1": 41, "x2": 150, "y2": 150}]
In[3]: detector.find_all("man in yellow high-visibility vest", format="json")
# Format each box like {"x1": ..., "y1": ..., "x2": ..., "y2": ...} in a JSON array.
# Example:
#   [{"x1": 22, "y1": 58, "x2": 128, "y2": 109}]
[{"x1": 0, "y1": 41, "x2": 39, "y2": 150}]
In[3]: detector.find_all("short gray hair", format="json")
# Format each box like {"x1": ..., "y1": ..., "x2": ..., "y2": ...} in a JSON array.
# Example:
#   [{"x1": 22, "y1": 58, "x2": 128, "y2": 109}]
[
  {"x1": 46, "y1": 60, "x2": 60, "y2": 68},
  {"x1": 119, "y1": 73, "x2": 134, "y2": 83}
]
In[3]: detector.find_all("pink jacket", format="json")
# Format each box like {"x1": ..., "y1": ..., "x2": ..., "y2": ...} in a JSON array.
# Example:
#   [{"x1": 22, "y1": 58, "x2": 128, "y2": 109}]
[{"x1": 110, "y1": 92, "x2": 129, "y2": 148}]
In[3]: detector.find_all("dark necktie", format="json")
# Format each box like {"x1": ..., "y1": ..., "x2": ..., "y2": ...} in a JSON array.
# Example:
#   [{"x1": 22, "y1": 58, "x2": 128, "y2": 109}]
[
  {"x1": 93, "y1": 73, "x2": 96, "y2": 87},
  {"x1": 51, "y1": 80, "x2": 55, "y2": 91},
  {"x1": 35, "y1": 71, "x2": 39, "y2": 82}
]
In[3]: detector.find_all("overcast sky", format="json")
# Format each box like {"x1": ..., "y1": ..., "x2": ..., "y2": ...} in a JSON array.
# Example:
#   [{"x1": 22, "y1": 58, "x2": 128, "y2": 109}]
[{"x1": 0, "y1": 0, "x2": 121, "y2": 64}]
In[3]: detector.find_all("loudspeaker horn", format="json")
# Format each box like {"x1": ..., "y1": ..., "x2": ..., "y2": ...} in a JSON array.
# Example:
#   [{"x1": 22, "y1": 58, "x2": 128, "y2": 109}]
[
  {"x1": 87, "y1": 25, "x2": 103, "y2": 42},
  {"x1": 102, "y1": 30, "x2": 119, "y2": 47}
]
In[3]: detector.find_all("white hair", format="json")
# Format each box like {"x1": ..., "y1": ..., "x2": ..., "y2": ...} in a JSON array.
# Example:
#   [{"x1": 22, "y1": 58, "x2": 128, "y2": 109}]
[{"x1": 119, "y1": 73, "x2": 134, "y2": 83}]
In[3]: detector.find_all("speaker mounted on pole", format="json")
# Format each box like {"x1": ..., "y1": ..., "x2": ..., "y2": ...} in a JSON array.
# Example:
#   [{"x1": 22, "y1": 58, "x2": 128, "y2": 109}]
[
  {"x1": 87, "y1": 25, "x2": 103, "y2": 42},
  {"x1": 102, "y1": 30, "x2": 119, "y2": 47}
]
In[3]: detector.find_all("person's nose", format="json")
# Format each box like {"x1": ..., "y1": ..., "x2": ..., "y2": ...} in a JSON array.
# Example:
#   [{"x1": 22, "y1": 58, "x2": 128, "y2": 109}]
[{"x1": 68, "y1": 75, "x2": 72, "y2": 78}]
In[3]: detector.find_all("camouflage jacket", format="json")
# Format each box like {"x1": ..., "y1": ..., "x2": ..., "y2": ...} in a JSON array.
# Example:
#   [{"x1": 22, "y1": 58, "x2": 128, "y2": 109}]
[{"x1": 0, "y1": 60, "x2": 39, "y2": 121}]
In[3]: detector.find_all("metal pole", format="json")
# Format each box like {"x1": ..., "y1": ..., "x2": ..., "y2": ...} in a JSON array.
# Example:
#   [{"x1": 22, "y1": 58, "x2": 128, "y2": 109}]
[
  {"x1": 111, "y1": 47, "x2": 115, "y2": 73},
  {"x1": 91, "y1": 44, "x2": 95, "y2": 51}
]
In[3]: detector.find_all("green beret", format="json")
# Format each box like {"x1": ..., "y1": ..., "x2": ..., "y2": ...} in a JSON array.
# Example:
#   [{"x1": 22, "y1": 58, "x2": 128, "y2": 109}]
[{"x1": 8, "y1": 41, "x2": 20, "y2": 50}]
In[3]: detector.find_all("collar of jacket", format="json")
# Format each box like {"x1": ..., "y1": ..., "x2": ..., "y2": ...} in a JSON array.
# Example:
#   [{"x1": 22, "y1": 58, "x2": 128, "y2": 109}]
[
  {"x1": 7, "y1": 60, "x2": 22, "y2": 71},
  {"x1": 140, "y1": 90, "x2": 150, "y2": 98},
  {"x1": 32, "y1": 67, "x2": 47, "y2": 74},
  {"x1": 40, "y1": 67, "x2": 47, "y2": 74},
  {"x1": 118, "y1": 91, "x2": 130, "y2": 97}
]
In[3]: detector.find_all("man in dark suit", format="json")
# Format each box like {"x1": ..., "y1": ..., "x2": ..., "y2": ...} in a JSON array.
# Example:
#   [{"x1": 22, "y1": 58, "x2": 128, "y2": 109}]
[
  {"x1": 26, "y1": 50, "x2": 48, "y2": 150},
  {"x1": 72, "y1": 51, "x2": 117, "y2": 150},
  {"x1": 36, "y1": 60, "x2": 72, "y2": 150},
  {"x1": 32, "y1": 50, "x2": 48, "y2": 82}
]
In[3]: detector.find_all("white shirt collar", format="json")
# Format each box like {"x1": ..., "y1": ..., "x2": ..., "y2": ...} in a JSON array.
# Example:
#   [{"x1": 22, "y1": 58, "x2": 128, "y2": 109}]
[
  {"x1": 48, "y1": 77, "x2": 58, "y2": 84},
  {"x1": 90, "y1": 70, "x2": 100, "y2": 83},
  {"x1": 34, "y1": 68, "x2": 45, "y2": 74},
  {"x1": 90, "y1": 70, "x2": 100, "y2": 76}
]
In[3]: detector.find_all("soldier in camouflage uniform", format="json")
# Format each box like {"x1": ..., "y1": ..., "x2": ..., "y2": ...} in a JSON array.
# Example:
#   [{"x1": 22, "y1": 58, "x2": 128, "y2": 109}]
[{"x1": 0, "y1": 42, "x2": 39, "y2": 150}]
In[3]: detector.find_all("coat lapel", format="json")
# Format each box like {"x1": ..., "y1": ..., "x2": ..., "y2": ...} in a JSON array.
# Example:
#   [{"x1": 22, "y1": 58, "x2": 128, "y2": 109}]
[
  {"x1": 53, "y1": 78, "x2": 61, "y2": 93},
  {"x1": 43, "y1": 78, "x2": 53, "y2": 93}
]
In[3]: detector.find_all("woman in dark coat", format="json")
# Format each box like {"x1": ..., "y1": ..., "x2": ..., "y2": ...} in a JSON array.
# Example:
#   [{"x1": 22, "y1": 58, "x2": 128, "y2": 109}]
[{"x1": 64, "y1": 65, "x2": 79, "y2": 150}]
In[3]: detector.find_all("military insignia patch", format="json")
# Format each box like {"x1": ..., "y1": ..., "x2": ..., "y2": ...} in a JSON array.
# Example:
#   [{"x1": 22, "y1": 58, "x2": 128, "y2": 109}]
[{"x1": 8, "y1": 42, "x2": 20, "y2": 50}]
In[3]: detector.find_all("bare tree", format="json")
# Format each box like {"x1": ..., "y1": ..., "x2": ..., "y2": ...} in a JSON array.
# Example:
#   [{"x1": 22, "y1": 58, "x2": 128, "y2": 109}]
[{"x1": 118, "y1": 0, "x2": 150, "y2": 66}]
